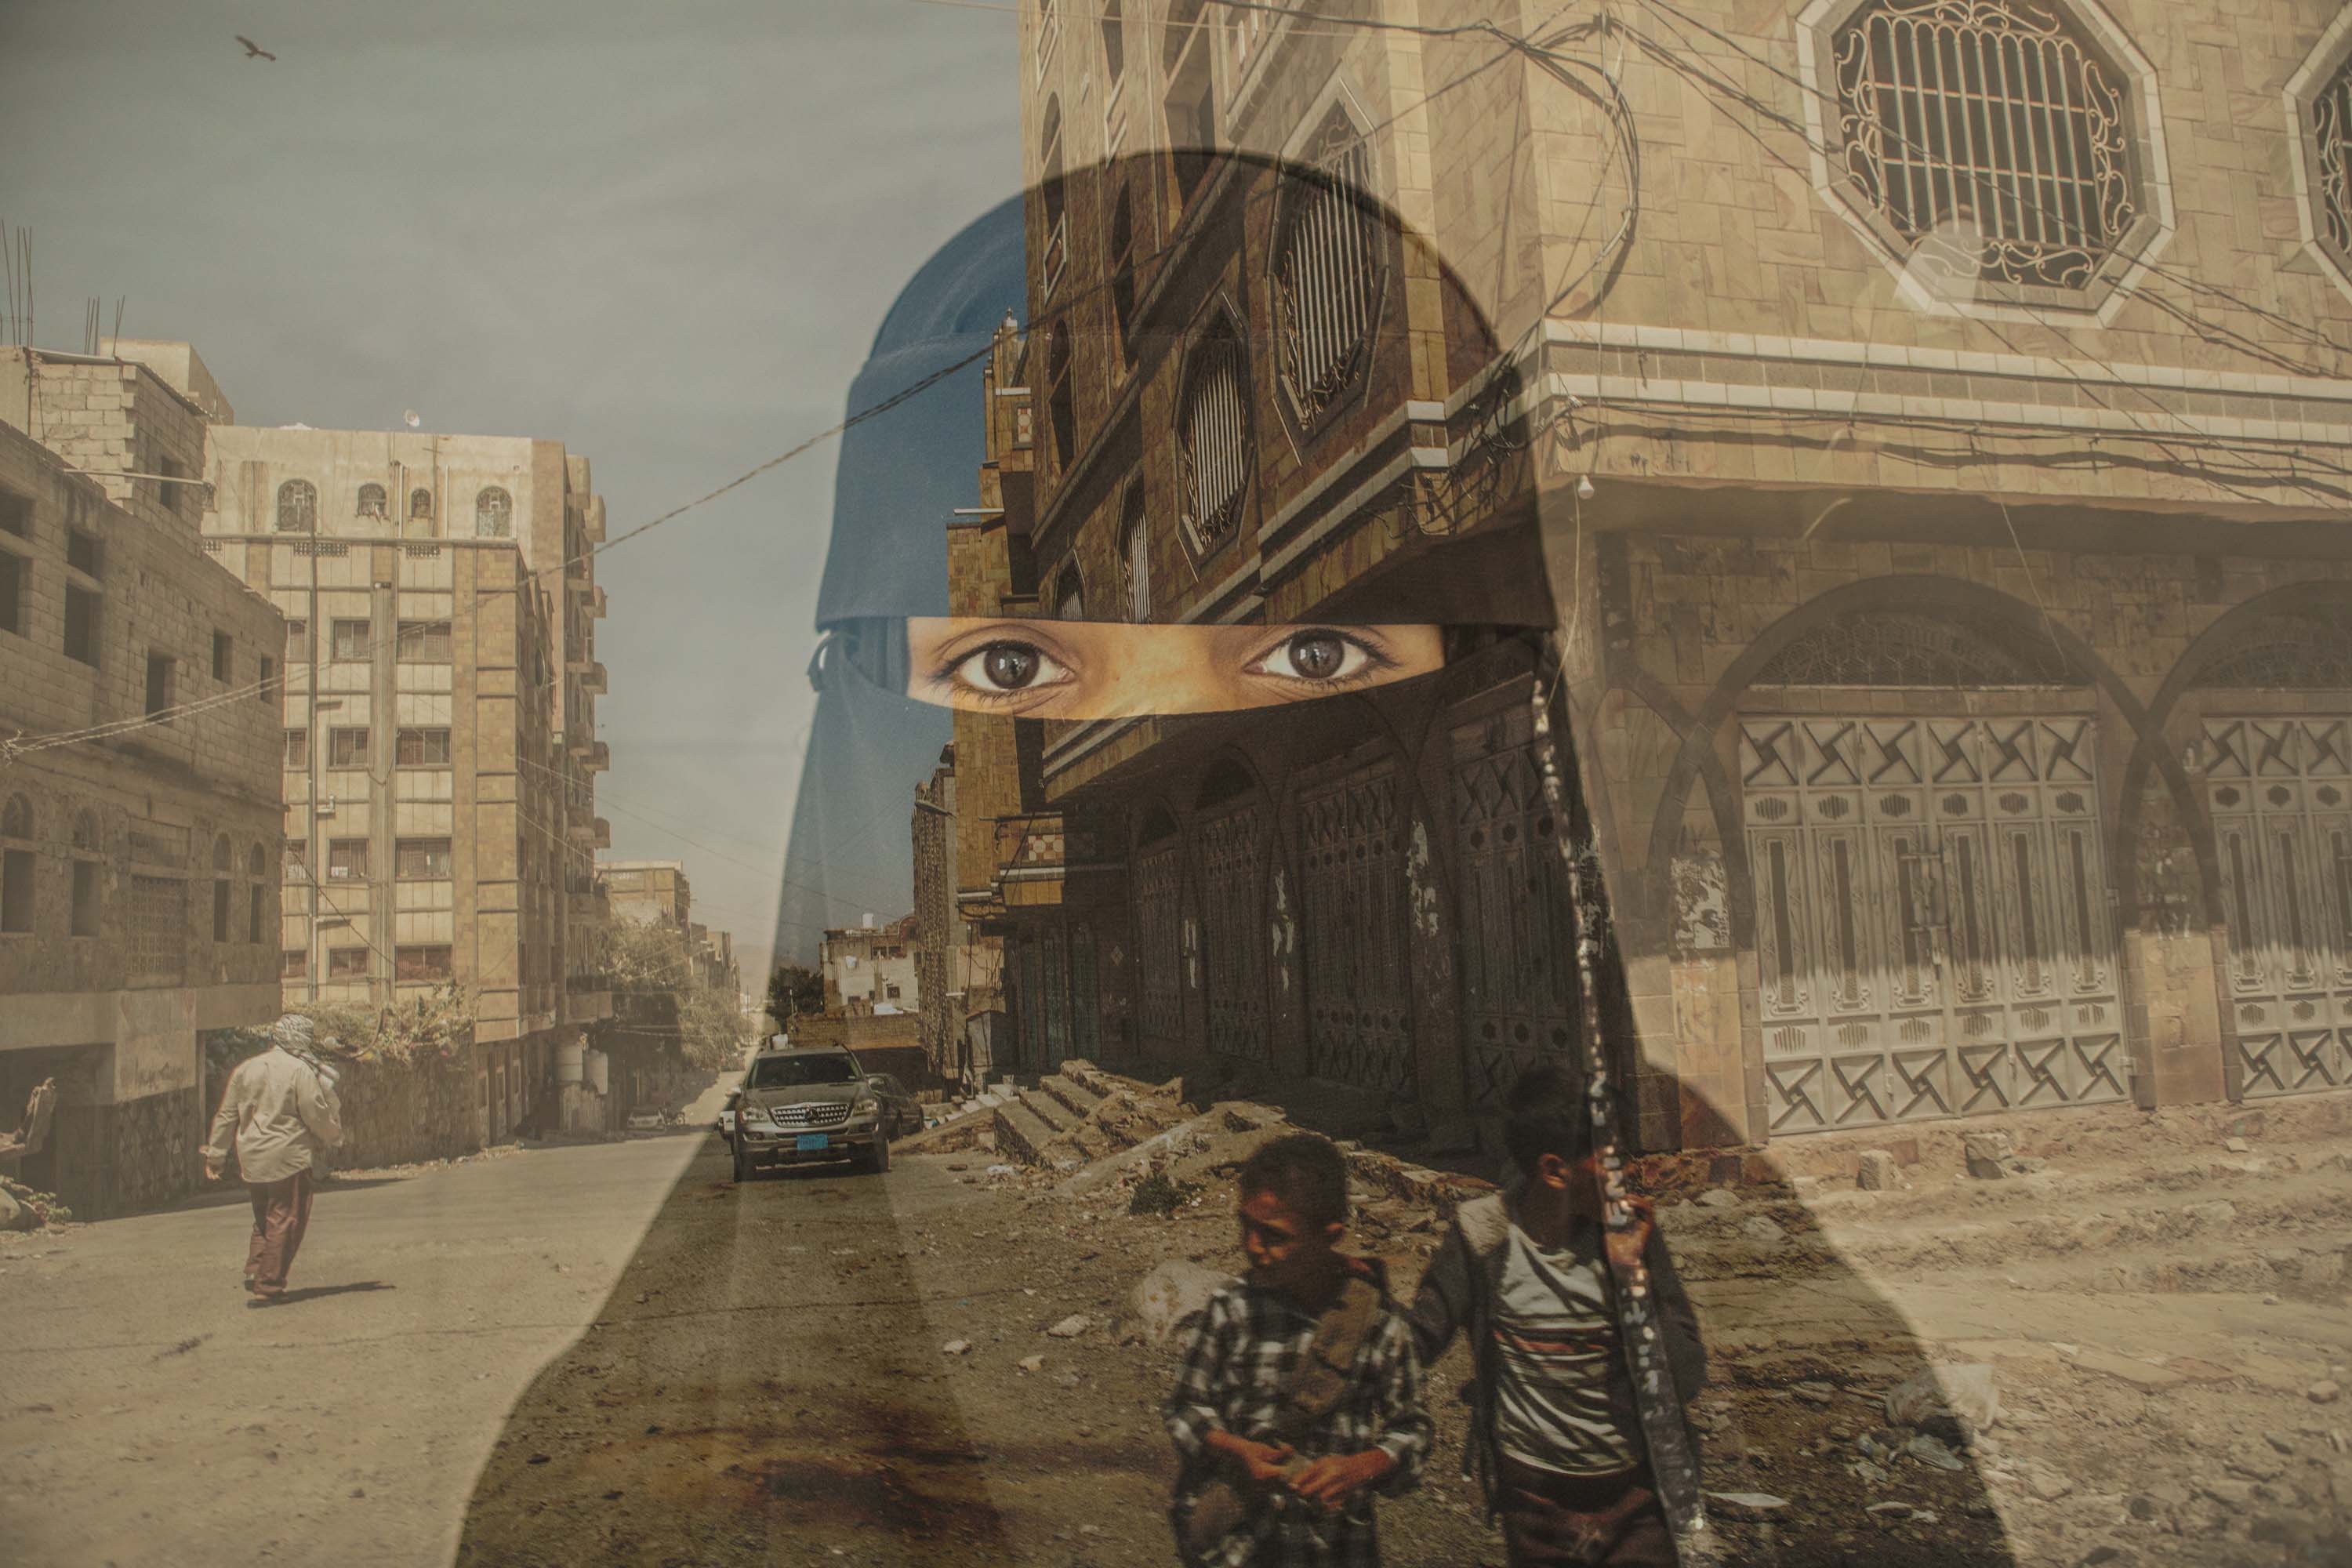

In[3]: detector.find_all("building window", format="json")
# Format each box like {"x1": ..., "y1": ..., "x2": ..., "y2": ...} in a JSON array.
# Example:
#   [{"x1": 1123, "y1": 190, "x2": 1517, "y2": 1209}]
[
  {"x1": 1040, "y1": 96, "x2": 1069, "y2": 303},
  {"x1": 1175, "y1": 314, "x2": 1252, "y2": 561},
  {"x1": 67, "y1": 527, "x2": 101, "y2": 578},
  {"x1": 1, "y1": 794, "x2": 33, "y2": 935},
  {"x1": 212, "y1": 630, "x2": 234, "y2": 681},
  {"x1": 1828, "y1": 0, "x2": 2139, "y2": 295},
  {"x1": 71, "y1": 860, "x2": 99, "y2": 938},
  {"x1": 286, "y1": 619, "x2": 308, "y2": 659},
  {"x1": 1108, "y1": 180, "x2": 1140, "y2": 354},
  {"x1": 258, "y1": 655, "x2": 276, "y2": 701},
  {"x1": 1035, "y1": 0, "x2": 1062, "y2": 79},
  {"x1": 285, "y1": 728, "x2": 308, "y2": 768},
  {"x1": 396, "y1": 945, "x2": 452, "y2": 982},
  {"x1": 396, "y1": 727, "x2": 452, "y2": 767},
  {"x1": 152, "y1": 455, "x2": 191, "y2": 520},
  {"x1": 475, "y1": 487, "x2": 514, "y2": 539},
  {"x1": 1119, "y1": 481, "x2": 1150, "y2": 622},
  {"x1": 276, "y1": 479, "x2": 317, "y2": 533},
  {"x1": 0, "y1": 547, "x2": 23, "y2": 638},
  {"x1": 248, "y1": 884, "x2": 267, "y2": 943},
  {"x1": 1101, "y1": 0, "x2": 1124, "y2": 80},
  {"x1": 1272, "y1": 108, "x2": 1384, "y2": 433},
  {"x1": 284, "y1": 840, "x2": 310, "y2": 883},
  {"x1": 410, "y1": 487, "x2": 434, "y2": 521},
  {"x1": 1044, "y1": 325, "x2": 1076, "y2": 471},
  {"x1": 281, "y1": 948, "x2": 308, "y2": 980},
  {"x1": 357, "y1": 483, "x2": 388, "y2": 520},
  {"x1": 0, "y1": 488, "x2": 27, "y2": 538},
  {"x1": 1164, "y1": 2, "x2": 1215, "y2": 207},
  {"x1": 394, "y1": 619, "x2": 452, "y2": 662},
  {"x1": 326, "y1": 839, "x2": 369, "y2": 881},
  {"x1": 146, "y1": 653, "x2": 176, "y2": 723},
  {"x1": 328, "y1": 727, "x2": 369, "y2": 768},
  {"x1": 64, "y1": 584, "x2": 100, "y2": 666},
  {"x1": 1054, "y1": 568, "x2": 1085, "y2": 622},
  {"x1": 213, "y1": 877, "x2": 233, "y2": 941},
  {"x1": 327, "y1": 947, "x2": 370, "y2": 980},
  {"x1": 331, "y1": 619, "x2": 371, "y2": 661},
  {"x1": 395, "y1": 837, "x2": 452, "y2": 879}
]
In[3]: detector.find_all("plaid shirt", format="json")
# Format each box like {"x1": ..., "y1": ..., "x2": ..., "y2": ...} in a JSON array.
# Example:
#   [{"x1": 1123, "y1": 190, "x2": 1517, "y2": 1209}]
[{"x1": 1163, "y1": 1274, "x2": 1432, "y2": 1567}]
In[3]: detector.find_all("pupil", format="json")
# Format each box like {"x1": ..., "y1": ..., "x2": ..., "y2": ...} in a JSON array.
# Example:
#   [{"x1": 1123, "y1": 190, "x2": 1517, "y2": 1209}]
[
  {"x1": 982, "y1": 644, "x2": 1040, "y2": 688},
  {"x1": 1287, "y1": 632, "x2": 1344, "y2": 679}
]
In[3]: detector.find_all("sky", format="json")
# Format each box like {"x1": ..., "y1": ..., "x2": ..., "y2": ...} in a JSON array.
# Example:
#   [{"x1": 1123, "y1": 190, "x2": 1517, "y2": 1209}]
[{"x1": 0, "y1": 0, "x2": 1023, "y2": 978}]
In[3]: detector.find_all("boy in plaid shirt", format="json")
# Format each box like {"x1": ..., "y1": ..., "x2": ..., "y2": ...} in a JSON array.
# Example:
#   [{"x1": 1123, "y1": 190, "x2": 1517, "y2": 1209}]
[{"x1": 1163, "y1": 1132, "x2": 1432, "y2": 1566}]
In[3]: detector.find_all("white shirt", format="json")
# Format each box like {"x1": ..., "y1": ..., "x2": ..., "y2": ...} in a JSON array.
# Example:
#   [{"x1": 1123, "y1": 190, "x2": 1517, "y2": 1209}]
[{"x1": 202, "y1": 1046, "x2": 343, "y2": 1183}]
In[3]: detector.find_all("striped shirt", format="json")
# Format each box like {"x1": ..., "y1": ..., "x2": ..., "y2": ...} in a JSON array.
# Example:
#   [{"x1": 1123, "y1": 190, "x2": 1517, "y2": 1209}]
[{"x1": 1490, "y1": 1223, "x2": 1640, "y2": 1477}]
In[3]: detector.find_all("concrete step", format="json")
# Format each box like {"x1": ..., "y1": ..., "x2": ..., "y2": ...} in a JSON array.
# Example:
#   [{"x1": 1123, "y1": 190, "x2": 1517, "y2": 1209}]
[
  {"x1": 1040, "y1": 1071, "x2": 1105, "y2": 1121},
  {"x1": 991, "y1": 1099, "x2": 1059, "y2": 1166},
  {"x1": 1022, "y1": 1087, "x2": 1082, "y2": 1135}
]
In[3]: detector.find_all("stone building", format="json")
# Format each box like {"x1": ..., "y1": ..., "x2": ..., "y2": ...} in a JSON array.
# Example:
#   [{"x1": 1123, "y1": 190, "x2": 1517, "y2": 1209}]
[
  {"x1": 912, "y1": 744, "x2": 1007, "y2": 1087},
  {"x1": 952, "y1": 0, "x2": 2352, "y2": 1152},
  {"x1": 194, "y1": 410, "x2": 612, "y2": 1145},
  {"x1": 0, "y1": 413, "x2": 282, "y2": 1218},
  {"x1": 604, "y1": 858, "x2": 691, "y2": 931}
]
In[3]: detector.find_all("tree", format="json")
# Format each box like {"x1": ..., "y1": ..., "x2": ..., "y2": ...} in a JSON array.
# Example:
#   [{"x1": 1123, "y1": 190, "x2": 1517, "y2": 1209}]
[
  {"x1": 601, "y1": 917, "x2": 750, "y2": 1070},
  {"x1": 766, "y1": 964, "x2": 824, "y2": 1030}
]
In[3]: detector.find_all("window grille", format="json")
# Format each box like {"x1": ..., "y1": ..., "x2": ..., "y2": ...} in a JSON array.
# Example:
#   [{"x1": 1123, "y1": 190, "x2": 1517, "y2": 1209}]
[
  {"x1": 397, "y1": 945, "x2": 452, "y2": 982},
  {"x1": 1831, "y1": 0, "x2": 2137, "y2": 292},
  {"x1": 332, "y1": 619, "x2": 371, "y2": 660},
  {"x1": 395, "y1": 619, "x2": 453, "y2": 662},
  {"x1": 276, "y1": 479, "x2": 317, "y2": 532},
  {"x1": 409, "y1": 487, "x2": 434, "y2": 519},
  {"x1": 476, "y1": 486, "x2": 514, "y2": 539},
  {"x1": 127, "y1": 875, "x2": 185, "y2": 985},
  {"x1": 396, "y1": 726, "x2": 452, "y2": 767},
  {"x1": 326, "y1": 839, "x2": 369, "y2": 880},
  {"x1": 328, "y1": 947, "x2": 369, "y2": 980},
  {"x1": 2314, "y1": 58, "x2": 2352, "y2": 260},
  {"x1": 1120, "y1": 483, "x2": 1150, "y2": 622},
  {"x1": 328, "y1": 727, "x2": 369, "y2": 768},
  {"x1": 396, "y1": 837, "x2": 452, "y2": 879},
  {"x1": 1274, "y1": 111, "x2": 1382, "y2": 427},
  {"x1": 357, "y1": 483, "x2": 388, "y2": 520},
  {"x1": 1177, "y1": 325, "x2": 1251, "y2": 557}
]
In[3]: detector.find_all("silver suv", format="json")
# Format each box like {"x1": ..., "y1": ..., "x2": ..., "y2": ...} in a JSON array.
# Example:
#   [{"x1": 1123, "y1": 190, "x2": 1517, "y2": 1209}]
[{"x1": 730, "y1": 1042, "x2": 891, "y2": 1181}]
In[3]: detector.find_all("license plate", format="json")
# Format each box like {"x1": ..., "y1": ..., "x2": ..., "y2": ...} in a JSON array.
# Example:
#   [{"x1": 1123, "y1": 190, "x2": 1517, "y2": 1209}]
[{"x1": 796, "y1": 1134, "x2": 831, "y2": 1152}]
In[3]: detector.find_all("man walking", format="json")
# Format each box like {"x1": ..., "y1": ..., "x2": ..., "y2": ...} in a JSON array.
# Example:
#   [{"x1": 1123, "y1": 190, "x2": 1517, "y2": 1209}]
[{"x1": 202, "y1": 1014, "x2": 343, "y2": 1305}]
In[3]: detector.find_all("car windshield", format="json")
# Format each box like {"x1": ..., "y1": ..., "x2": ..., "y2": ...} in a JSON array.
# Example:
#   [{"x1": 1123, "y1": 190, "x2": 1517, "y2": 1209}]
[{"x1": 746, "y1": 1055, "x2": 857, "y2": 1090}]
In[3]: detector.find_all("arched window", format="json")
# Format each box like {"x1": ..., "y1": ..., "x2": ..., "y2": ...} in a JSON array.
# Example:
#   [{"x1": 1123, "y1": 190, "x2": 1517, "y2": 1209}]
[
  {"x1": 356, "y1": 483, "x2": 388, "y2": 520},
  {"x1": 1273, "y1": 108, "x2": 1385, "y2": 430},
  {"x1": 212, "y1": 835, "x2": 231, "y2": 871},
  {"x1": 1040, "y1": 96, "x2": 1069, "y2": 301},
  {"x1": 409, "y1": 488, "x2": 434, "y2": 519},
  {"x1": 1118, "y1": 482, "x2": 1150, "y2": 622},
  {"x1": 212, "y1": 834, "x2": 233, "y2": 942},
  {"x1": 72, "y1": 811, "x2": 98, "y2": 852},
  {"x1": 275, "y1": 479, "x2": 317, "y2": 533},
  {"x1": 475, "y1": 487, "x2": 514, "y2": 539},
  {"x1": 1045, "y1": 325, "x2": 1076, "y2": 470},
  {"x1": 69, "y1": 811, "x2": 99, "y2": 938},
  {"x1": 247, "y1": 841, "x2": 267, "y2": 943},
  {"x1": 1829, "y1": 0, "x2": 2139, "y2": 293},
  {"x1": 1175, "y1": 315, "x2": 1251, "y2": 560},
  {"x1": 247, "y1": 843, "x2": 267, "y2": 877},
  {"x1": 3, "y1": 794, "x2": 34, "y2": 840}
]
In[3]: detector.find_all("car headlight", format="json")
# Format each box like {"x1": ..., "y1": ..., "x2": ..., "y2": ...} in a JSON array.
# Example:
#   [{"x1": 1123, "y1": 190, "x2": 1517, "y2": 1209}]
[{"x1": 853, "y1": 1097, "x2": 880, "y2": 1118}]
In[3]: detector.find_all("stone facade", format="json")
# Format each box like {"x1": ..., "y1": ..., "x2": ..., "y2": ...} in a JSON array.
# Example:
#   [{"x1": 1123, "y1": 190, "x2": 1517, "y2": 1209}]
[
  {"x1": 0, "y1": 419, "x2": 282, "y2": 1218},
  {"x1": 948, "y1": 1, "x2": 2352, "y2": 1151}
]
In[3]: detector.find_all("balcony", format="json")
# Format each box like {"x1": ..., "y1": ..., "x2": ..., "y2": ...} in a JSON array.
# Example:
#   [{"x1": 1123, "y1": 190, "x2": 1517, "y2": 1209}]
[
  {"x1": 583, "y1": 741, "x2": 609, "y2": 772},
  {"x1": 588, "y1": 584, "x2": 608, "y2": 619},
  {"x1": 579, "y1": 661, "x2": 606, "y2": 695},
  {"x1": 567, "y1": 884, "x2": 608, "y2": 924},
  {"x1": 591, "y1": 815, "x2": 611, "y2": 848}
]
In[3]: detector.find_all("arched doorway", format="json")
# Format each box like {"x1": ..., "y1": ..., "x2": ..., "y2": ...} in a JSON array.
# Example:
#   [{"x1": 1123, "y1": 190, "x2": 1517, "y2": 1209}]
[{"x1": 1736, "y1": 606, "x2": 2124, "y2": 1132}]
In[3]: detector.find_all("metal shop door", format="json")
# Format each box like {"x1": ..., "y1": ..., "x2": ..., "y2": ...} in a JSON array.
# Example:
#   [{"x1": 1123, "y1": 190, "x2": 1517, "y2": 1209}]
[
  {"x1": 1134, "y1": 836, "x2": 1187, "y2": 1049},
  {"x1": 1450, "y1": 702, "x2": 1581, "y2": 1112},
  {"x1": 1298, "y1": 764, "x2": 1414, "y2": 1094},
  {"x1": 2205, "y1": 717, "x2": 2352, "y2": 1098},
  {"x1": 1196, "y1": 802, "x2": 1271, "y2": 1064},
  {"x1": 1742, "y1": 717, "x2": 2125, "y2": 1134}
]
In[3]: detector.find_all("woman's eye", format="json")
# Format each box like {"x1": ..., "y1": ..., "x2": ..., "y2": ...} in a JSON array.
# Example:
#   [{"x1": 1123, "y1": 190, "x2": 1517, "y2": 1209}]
[
  {"x1": 1252, "y1": 630, "x2": 1371, "y2": 683},
  {"x1": 952, "y1": 641, "x2": 1070, "y2": 693}
]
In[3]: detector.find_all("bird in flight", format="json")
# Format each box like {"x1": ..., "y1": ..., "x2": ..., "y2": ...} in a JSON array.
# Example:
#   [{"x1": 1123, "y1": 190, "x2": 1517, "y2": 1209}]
[{"x1": 236, "y1": 35, "x2": 276, "y2": 60}]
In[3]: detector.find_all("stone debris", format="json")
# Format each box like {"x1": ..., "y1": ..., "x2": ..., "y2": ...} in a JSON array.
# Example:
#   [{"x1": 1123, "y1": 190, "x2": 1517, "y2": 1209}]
[
  {"x1": 1884, "y1": 1363, "x2": 2001, "y2": 1439},
  {"x1": 940, "y1": 1339, "x2": 972, "y2": 1356},
  {"x1": 1706, "y1": 1491, "x2": 1788, "y2": 1519},
  {"x1": 1695, "y1": 1188, "x2": 1741, "y2": 1210},
  {"x1": 1856, "y1": 1149, "x2": 1904, "y2": 1191},
  {"x1": 1045, "y1": 1313, "x2": 1091, "y2": 1339},
  {"x1": 1016, "y1": 1354, "x2": 1044, "y2": 1374},
  {"x1": 2225, "y1": 1136, "x2": 2252, "y2": 1153},
  {"x1": 2312, "y1": 1380, "x2": 2344, "y2": 1405},
  {"x1": 1963, "y1": 1130, "x2": 2015, "y2": 1179}
]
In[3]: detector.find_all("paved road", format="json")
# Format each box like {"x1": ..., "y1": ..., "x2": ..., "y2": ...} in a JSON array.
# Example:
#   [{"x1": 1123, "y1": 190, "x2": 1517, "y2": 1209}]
[
  {"x1": 0, "y1": 1114, "x2": 720, "y2": 1568},
  {"x1": 454, "y1": 1140, "x2": 1033, "y2": 1566}
]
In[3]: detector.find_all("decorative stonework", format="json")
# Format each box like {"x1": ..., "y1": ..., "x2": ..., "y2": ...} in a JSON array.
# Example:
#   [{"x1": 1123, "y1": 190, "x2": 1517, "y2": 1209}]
[
  {"x1": 1796, "y1": 0, "x2": 2172, "y2": 319},
  {"x1": 1270, "y1": 103, "x2": 1388, "y2": 445},
  {"x1": 1171, "y1": 299, "x2": 1254, "y2": 568},
  {"x1": 2285, "y1": 6, "x2": 2352, "y2": 305}
]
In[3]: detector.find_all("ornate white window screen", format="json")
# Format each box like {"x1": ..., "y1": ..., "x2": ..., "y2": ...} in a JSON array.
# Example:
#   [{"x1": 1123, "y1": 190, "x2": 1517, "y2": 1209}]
[
  {"x1": 476, "y1": 486, "x2": 513, "y2": 539},
  {"x1": 1120, "y1": 484, "x2": 1150, "y2": 622},
  {"x1": 2314, "y1": 56, "x2": 2352, "y2": 258},
  {"x1": 1274, "y1": 111, "x2": 1381, "y2": 428},
  {"x1": 275, "y1": 479, "x2": 316, "y2": 533},
  {"x1": 1177, "y1": 328, "x2": 1250, "y2": 557},
  {"x1": 1831, "y1": 0, "x2": 2136, "y2": 292}
]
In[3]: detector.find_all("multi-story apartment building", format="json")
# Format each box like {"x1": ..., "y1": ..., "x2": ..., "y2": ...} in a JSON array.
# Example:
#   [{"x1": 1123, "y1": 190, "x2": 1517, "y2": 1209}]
[
  {"x1": 194, "y1": 409, "x2": 612, "y2": 1137},
  {"x1": 957, "y1": 0, "x2": 2352, "y2": 1152},
  {"x1": 819, "y1": 916, "x2": 920, "y2": 1014},
  {"x1": 604, "y1": 858, "x2": 691, "y2": 931},
  {"x1": 0, "y1": 402, "x2": 282, "y2": 1218}
]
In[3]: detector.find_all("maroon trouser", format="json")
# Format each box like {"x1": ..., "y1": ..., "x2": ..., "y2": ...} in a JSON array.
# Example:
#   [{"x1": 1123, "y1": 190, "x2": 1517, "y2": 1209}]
[
  {"x1": 1497, "y1": 1456, "x2": 1678, "y2": 1568},
  {"x1": 244, "y1": 1169, "x2": 314, "y2": 1295}
]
